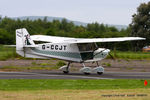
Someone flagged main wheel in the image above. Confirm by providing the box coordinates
[84,72,90,75]
[63,71,69,74]
[97,72,103,75]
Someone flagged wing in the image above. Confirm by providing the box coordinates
[67,37,146,43]
[30,35,76,43]
[30,35,145,43]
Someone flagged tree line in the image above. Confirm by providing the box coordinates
[0,17,132,51]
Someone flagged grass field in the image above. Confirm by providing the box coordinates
[109,51,150,60]
[0,89,149,100]
[0,79,149,100]
[0,45,17,60]
[0,79,149,90]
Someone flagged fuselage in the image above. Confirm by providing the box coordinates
[17,43,110,63]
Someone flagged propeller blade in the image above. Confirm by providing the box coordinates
[108,52,115,60]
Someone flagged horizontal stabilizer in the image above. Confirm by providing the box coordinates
[4,45,16,47]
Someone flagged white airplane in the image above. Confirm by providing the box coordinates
[16,28,145,75]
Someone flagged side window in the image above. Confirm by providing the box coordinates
[78,43,96,51]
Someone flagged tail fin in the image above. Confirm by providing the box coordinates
[16,28,35,56]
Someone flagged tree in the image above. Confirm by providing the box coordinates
[0,16,2,23]
[0,29,13,44]
[130,1,150,51]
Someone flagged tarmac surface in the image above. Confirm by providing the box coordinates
[0,71,150,79]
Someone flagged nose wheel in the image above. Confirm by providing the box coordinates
[93,61,104,75]
[97,72,103,75]
[84,72,91,75]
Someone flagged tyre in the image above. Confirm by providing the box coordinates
[97,72,103,75]
[84,72,90,75]
[63,71,69,74]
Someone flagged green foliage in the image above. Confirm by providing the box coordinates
[56,61,66,67]
[0,29,13,44]
[130,1,150,51]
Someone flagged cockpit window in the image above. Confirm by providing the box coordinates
[77,43,97,52]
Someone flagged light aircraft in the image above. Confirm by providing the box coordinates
[16,28,145,75]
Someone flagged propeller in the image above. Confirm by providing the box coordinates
[108,52,115,60]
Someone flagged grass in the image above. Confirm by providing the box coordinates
[0,79,149,100]
[0,45,17,60]
[0,79,149,91]
[102,63,111,67]
[0,89,149,100]
[0,60,66,71]
[107,51,150,60]
[56,61,66,66]
[126,67,134,70]
[0,66,60,71]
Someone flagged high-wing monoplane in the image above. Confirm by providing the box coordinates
[16,28,145,75]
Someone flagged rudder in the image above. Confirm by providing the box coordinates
[16,28,35,56]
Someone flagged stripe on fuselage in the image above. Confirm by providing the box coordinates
[31,48,81,59]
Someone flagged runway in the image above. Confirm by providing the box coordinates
[0,71,150,79]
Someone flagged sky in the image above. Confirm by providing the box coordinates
[0,0,149,25]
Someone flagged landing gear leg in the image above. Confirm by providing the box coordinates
[59,62,71,74]
[93,61,104,75]
[96,61,99,66]
[63,62,70,74]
